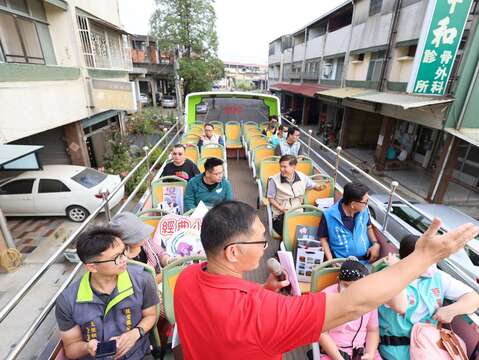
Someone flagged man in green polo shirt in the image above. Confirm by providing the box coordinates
[55,227,159,359]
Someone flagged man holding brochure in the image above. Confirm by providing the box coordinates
[174,200,478,360]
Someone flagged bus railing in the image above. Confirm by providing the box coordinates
[282,116,479,290]
[0,120,182,326]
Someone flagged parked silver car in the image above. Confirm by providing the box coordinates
[161,95,177,108]
[368,195,479,284]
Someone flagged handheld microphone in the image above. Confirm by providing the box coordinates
[266,258,292,295]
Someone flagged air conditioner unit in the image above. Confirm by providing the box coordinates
[322,63,332,78]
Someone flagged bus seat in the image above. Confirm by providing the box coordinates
[242,121,258,133]
[151,176,187,210]
[225,121,242,149]
[304,175,335,206]
[201,143,225,160]
[282,205,322,252]
[247,135,268,167]
[181,134,200,145]
[210,121,224,131]
[260,121,270,131]
[184,144,200,164]
[310,258,347,292]
[252,145,275,178]
[162,256,207,324]
[297,157,314,176]
[256,157,280,199]
[128,260,162,358]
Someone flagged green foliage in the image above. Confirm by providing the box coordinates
[103,133,133,176]
[150,0,224,93]
[236,80,255,91]
[179,57,224,93]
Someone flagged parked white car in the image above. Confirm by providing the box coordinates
[196,102,208,114]
[0,165,124,222]
[139,93,150,105]
[161,95,177,108]
[368,195,479,284]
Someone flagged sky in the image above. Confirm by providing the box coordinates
[118,0,346,65]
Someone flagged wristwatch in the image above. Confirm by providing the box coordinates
[135,326,145,338]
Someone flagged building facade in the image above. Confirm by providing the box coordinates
[268,0,479,212]
[0,0,135,169]
[129,34,174,108]
[222,61,267,90]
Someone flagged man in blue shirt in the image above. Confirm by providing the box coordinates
[318,181,380,264]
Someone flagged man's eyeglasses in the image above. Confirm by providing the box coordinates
[356,199,369,205]
[223,241,268,250]
[89,248,128,265]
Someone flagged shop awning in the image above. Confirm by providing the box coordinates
[445,128,479,147]
[0,145,43,171]
[44,0,68,10]
[316,87,370,99]
[348,91,454,109]
[81,110,120,128]
[270,83,331,98]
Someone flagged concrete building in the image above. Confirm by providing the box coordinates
[129,34,174,107]
[268,0,479,211]
[223,61,267,90]
[0,0,136,169]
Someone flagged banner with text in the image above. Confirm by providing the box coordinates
[407,0,473,96]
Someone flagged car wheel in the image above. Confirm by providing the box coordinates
[67,205,90,222]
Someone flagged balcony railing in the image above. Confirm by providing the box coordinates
[302,72,319,80]
[289,71,301,80]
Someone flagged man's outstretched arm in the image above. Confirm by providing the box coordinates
[323,219,479,331]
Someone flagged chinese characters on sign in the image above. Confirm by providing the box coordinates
[407,0,473,96]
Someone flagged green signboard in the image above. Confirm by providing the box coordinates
[407,0,474,96]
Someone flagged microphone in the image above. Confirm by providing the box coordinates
[266,258,292,295]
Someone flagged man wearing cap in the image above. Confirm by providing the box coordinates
[55,227,159,359]
[109,212,172,275]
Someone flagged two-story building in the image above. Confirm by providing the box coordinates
[129,34,174,107]
[0,0,135,169]
[223,61,267,90]
[268,0,479,213]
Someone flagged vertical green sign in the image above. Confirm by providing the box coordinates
[407,0,473,96]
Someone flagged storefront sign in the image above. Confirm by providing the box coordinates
[407,0,474,96]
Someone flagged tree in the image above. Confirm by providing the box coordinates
[150,0,224,94]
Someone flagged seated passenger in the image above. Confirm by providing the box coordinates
[184,157,233,211]
[318,182,380,265]
[55,227,159,359]
[269,126,287,148]
[319,259,381,360]
[267,155,325,236]
[261,115,279,136]
[109,212,173,276]
[274,126,303,156]
[197,123,224,152]
[263,123,277,139]
[379,235,479,360]
[160,144,200,181]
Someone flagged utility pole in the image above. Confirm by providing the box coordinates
[174,45,184,129]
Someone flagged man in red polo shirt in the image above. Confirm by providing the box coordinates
[174,201,478,359]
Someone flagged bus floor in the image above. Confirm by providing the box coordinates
[228,158,310,359]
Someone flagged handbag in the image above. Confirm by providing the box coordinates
[410,322,467,360]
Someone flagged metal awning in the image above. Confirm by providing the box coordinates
[76,8,130,35]
[445,128,479,147]
[44,0,68,10]
[269,83,331,98]
[316,87,370,99]
[81,110,120,129]
[0,145,43,170]
[348,91,454,110]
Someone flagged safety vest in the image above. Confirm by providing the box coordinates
[269,171,308,217]
[378,271,443,360]
[323,202,371,263]
[62,264,151,360]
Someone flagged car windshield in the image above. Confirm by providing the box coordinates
[71,168,107,189]
[164,96,174,100]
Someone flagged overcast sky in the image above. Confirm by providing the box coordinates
[118,0,346,65]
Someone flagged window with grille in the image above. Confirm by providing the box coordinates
[369,0,383,16]
[77,15,130,70]
[366,51,385,81]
